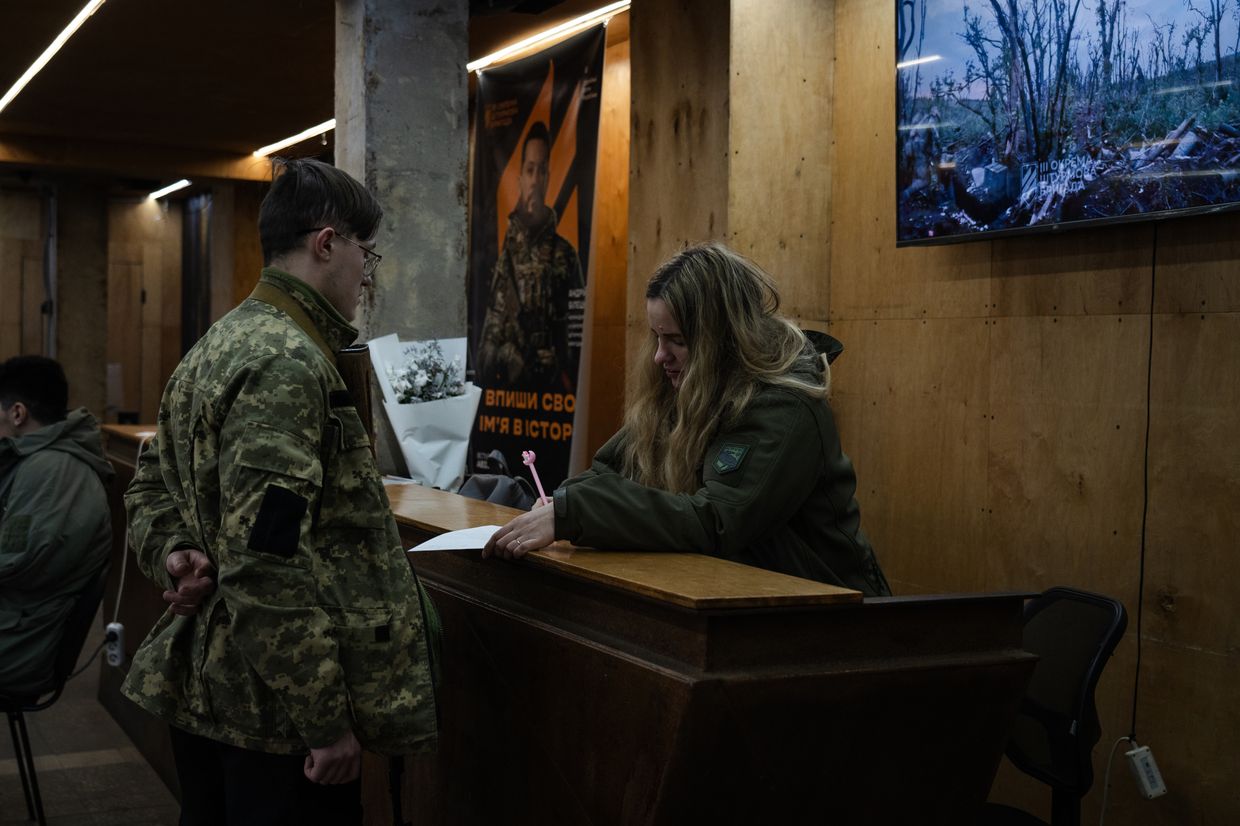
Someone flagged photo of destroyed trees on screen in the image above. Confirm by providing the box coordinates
[896,0,1240,245]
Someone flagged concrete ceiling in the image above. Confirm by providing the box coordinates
[0,0,614,182]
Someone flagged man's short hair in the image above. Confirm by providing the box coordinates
[521,122,551,164]
[258,157,384,265]
[0,355,68,424]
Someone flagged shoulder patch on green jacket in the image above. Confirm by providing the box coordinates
[713,443,749,474]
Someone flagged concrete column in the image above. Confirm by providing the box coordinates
[335,0,470,473]
[335,0,470,343]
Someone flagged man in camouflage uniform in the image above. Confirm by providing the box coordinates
[476,121,585,389]
[123,158,437,825]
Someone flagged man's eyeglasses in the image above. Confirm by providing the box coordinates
[299,227,382,277]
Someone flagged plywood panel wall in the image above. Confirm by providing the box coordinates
[627,0,730,370]
[580,31,631,460]
[57,184,109,416]
[828,1,1240,822]
[728,0,835,318]
[106,199,181,423]
[0,189,45,361]
[231,182,266,312]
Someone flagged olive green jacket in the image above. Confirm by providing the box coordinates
[122,268,437,755]
[0,409,112,697]
[554,382,891,597]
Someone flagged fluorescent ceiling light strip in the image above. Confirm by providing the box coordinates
[896,55,942,69]
[253,118,337,158]
[468,0,629,73]
[0,0,107,115]
[148,179,191,200]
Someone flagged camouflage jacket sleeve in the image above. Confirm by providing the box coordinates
[476,251,514,382]
[126,433,200,591]
[211,354,351,748]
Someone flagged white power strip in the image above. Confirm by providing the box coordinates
[105,621,126,667]
[1126,745,1167,799]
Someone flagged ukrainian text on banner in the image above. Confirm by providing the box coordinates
[468,24,605,491]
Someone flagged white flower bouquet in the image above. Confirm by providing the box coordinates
[369,333,482,491]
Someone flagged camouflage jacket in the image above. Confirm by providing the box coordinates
[476,207,584,388]
[122,267,437,756]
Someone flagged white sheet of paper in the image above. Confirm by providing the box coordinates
[407,525,501,552]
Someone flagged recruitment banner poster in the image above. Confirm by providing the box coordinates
[468,24,605,491]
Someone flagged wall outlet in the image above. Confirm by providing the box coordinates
[1126,744,1167,799]
[105,621,125,667]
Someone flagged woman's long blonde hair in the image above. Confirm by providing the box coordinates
[620,242,829,493]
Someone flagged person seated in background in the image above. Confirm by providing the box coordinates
[0,355,113,697]
[484,242,891,596]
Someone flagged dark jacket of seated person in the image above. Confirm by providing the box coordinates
[486,242,891,597]
[0,357,113,698]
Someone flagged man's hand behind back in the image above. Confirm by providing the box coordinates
[164,548,216,616]
[304,729,362,784]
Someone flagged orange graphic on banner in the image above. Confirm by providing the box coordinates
[495,60,584,252]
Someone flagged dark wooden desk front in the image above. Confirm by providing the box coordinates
[386,484,1035,826]
[99,427,1034,824]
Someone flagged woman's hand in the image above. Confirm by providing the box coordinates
[482,500,555,560]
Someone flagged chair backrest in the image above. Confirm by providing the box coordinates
[50,565,110,685]
[1005,586,1128,806]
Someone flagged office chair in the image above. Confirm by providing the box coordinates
[1,567,109,826]
[982,586,1128,826]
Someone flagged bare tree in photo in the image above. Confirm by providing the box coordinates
[1095,0,1126,87]
[1187,0,1231,92]
[987,0,1085,162]
[931,6,1014,163]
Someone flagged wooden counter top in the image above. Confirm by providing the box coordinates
[385,480,861,611]
[102,424,158,444]
[101,424,861,611]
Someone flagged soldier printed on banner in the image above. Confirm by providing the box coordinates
[476,121,585,391]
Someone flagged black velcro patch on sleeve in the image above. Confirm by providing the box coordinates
[329,390,354,408]
[374,625,391,643]
[248,484,308,558]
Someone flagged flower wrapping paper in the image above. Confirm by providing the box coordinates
[369,333,481,491]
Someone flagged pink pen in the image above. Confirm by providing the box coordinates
[521,450,550,506]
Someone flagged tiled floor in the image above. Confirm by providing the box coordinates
[1,616,180,826]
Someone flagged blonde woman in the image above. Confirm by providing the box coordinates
[484,242,890,596]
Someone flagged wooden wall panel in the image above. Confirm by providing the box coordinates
[580,32,630,461]
[829,317,990,594]
[106,258,143,418]
[829,0,990,322]
[1153,211,1240,313]
[984,315,1148,592]
[20,245,44,354]
[991,223,1154,318]
[56,183,109,416]
[627,0,730,367]
[1146,313,1240,655]
[107,200,181,422]
[231,182,266,312]
[0,189,42,241]
[828,1,1240,821]
[0,190,44,360]
[728,0,834,319]
[1129,642,1240,821]
[0,240,18,358]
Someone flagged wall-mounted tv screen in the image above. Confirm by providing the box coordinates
[896,0,1240,245]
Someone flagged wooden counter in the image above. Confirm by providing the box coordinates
[99,426,1034,824]
[386,483,1035,825]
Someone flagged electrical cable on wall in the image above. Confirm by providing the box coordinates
[1130,225,1156,742]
